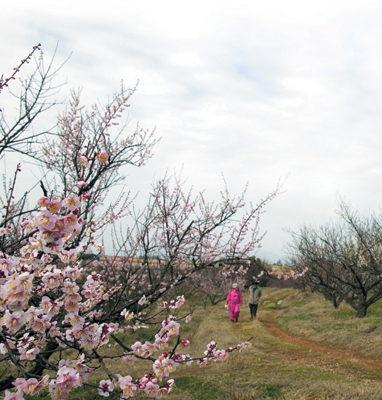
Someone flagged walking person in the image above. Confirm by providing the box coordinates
[249,279,262,320]
[226,283,243,322]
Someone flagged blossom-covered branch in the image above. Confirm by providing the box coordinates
[0,46,282,399]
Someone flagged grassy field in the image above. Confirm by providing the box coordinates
[6,287,382,399]
[276,289,382,360]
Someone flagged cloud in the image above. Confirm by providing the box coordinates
[3,1,382,260]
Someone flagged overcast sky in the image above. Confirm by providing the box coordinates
[3,0,382,262]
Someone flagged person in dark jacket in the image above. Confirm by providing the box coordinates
[248,279,262,320]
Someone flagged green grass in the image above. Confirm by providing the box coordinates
[5,287,382,400]
[291,301,309,308]
[175,376,223,400]
[282,313,315,321]
[259,383,283,399]
[276,289,382,359]
[332,310,355,318]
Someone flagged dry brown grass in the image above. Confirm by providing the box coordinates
[277,289,382,359]
[7,287,382,399]
[149,287,382,399]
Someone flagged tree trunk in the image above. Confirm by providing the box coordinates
[356,303,367,318]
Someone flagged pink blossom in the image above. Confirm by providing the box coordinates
[144,381,160,398]
[171,353,182,362]
[51,217,66,232]
[97,152,108,163]
[131,341,143,356]
[140,341,157,358]
[5,272,33,309]
[64,300,80,314]
[18,375,49,395]
[64,213,77,227]
[35,211,57,231]
[119,375,137,398]
[164,321,180,338]
[49,366,80,400]
[4,390,23,400]
[32,315,49,333]
[65,267,81,280]
[121,309,134,321]
[79,155,90,168]
[55,366,80,388]
[62,195,81,211]
[37,196,50,208]
[173,295,185,308]
[47,200,62,213]
[49,323,62,338]
[182,354,193,365]
[138,295,149,306]
[166,379,174,391]
[12,378,26,392]
[59,249,77,263]
[77,181,87,188]
[0,227,11,235]
[98,379,114,397]
[156,387,169,398]
[213,349,229,362]
[0,258,17,277]
[95,243,104,253]
[64,313,84,330]
[19,346,39,361]
[0,344,7,354]
[140,374,150,385]
[241,341,252,350]
[64,281,80,294]
[154,338,168,351]
[197,358,208,367]
[42,270,63,289]
[153,357,177,380]
[123,354,137,365]
[207,341,216,351]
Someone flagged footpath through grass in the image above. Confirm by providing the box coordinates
[12,288,382,399]
[276,289,382,360]
[137,287,382,400]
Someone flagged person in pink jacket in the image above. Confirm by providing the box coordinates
[226,283,243,322]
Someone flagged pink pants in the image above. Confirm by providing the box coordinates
[230,304,240,321]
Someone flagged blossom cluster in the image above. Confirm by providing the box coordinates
[195,340,252,367]
[94,314,252,398]
[259,266,309,281]
[97,376,174,399]
[0,51,270,400]
[0,196,121,397]
[0,194,252,399]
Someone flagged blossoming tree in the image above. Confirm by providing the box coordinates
[0,45,281,399]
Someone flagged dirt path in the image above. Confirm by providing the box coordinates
[263,300,382,370]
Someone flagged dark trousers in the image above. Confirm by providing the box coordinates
[249,303,258,320]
